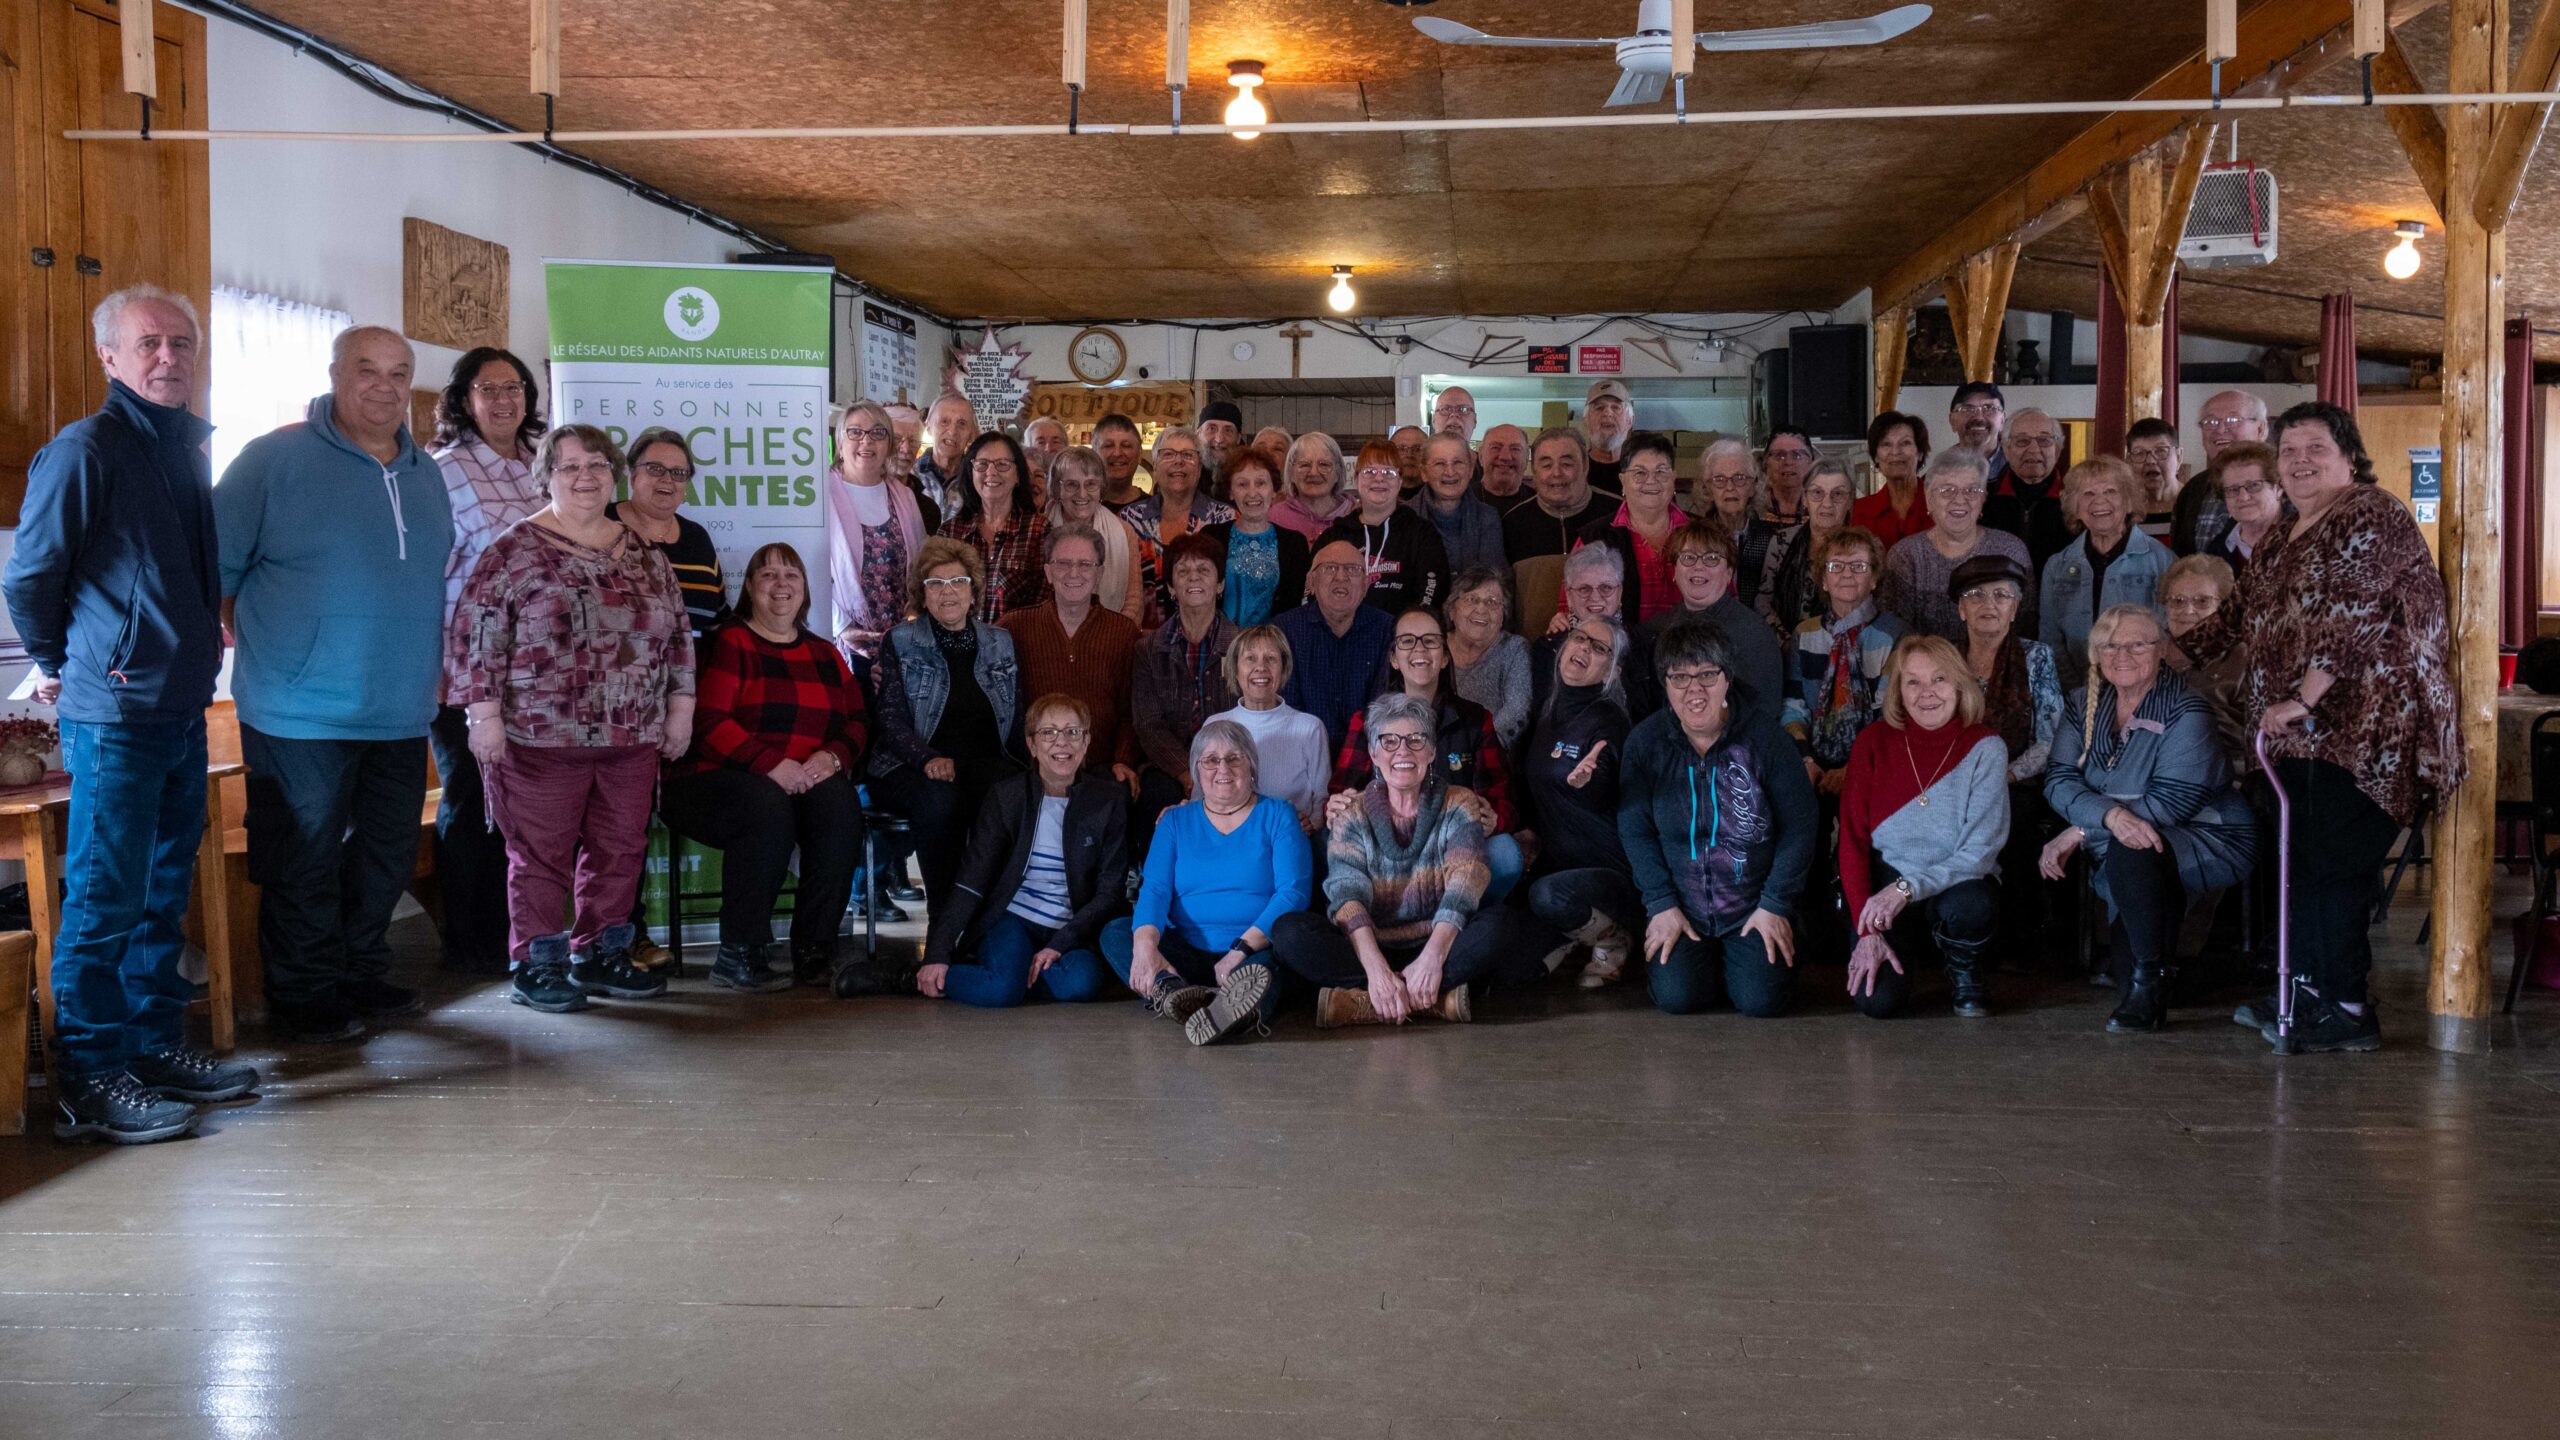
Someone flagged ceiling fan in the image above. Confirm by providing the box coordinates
[1414,1,1934,107]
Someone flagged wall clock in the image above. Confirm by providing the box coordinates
[1068,326,1128,385]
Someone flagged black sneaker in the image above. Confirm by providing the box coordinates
[830,957,915,999]
[511,935,589,1013]
[2265,993,2382,1054]
[573,925,669,999]
[273,999,367,1045]
[53,1070,199,1144]
[346,977,424,1018]
[885,870,926,904]
[1184,964,1274,1047]
[128,1046,261,1103]
[851,889,911,925]
[709,943,791,995]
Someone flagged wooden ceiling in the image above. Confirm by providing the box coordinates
[247,1,2558,354]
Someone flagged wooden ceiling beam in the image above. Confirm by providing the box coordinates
[531,0,560,97]
[1872,0,2444,309]
[2474,0,2560,232]
[2086,179,2137,297]
[2373,32,2450,220]
[1941,242,2019,384]
[2135,123,2217,321]
[1873,303,1910,414]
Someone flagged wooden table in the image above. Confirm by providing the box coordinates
[2496,689,2560,805]
[0,762,246,1070]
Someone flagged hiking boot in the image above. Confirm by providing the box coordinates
[710,942,792,995]
[1150,970,1217,1024]
[272,999,366,1045]
[570,924,667,997]
[53,1070,199,1144]
[128,1046,260,1103]
[2106,963,2169,1034]
[2265,991,2382,1054]
[1183,964,1272,1046]
[511,935,588,1013]
[346,977,424,1018]
[1433,983,1474,1023]
[628,934,676,972]
[1316,986,1388,1029]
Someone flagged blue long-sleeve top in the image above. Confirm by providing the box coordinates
[1130,796,1312,953]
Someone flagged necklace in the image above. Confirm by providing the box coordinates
[1905,729,1958,806]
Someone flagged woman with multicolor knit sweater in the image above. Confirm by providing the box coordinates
[1272,692,1559,1029]
[1837,635,2012,1019]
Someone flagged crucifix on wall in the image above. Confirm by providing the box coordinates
[1277,321,1314,379]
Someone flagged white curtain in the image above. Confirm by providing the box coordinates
[210,286,351,481]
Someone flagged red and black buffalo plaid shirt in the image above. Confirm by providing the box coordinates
[676,624,868,778]
[1331,691,1517,834]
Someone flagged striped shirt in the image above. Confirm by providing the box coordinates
[1005,796,1075,929]
[607,504,728,636]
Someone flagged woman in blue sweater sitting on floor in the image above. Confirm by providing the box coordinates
[1103,718,1313,1046]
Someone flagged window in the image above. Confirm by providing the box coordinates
[210,287,350,481]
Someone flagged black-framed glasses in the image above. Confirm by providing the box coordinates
[1032,724,1089,742]
[471,381,527,399]
[842,425,893,444]
[1372,732,1433,754]
[634,461,694,484]
[1663,666,1726,691]
[1392,634,1446,653]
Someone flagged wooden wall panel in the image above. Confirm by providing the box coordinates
[1,0,50,512]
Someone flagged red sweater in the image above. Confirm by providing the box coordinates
[679,625,867,778]
[1850,485,1932,552]
[1837,719,1999,915]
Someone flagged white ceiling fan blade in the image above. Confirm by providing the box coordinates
[1695,3,1932,52]
[1413,16,1620,49]
[1606,69,1669,106]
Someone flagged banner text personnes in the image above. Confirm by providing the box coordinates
[545,260,834,622]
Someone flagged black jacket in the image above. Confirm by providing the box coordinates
[1200,520,1310,620]
[926,770,1129,967]
[1,381,221,721]
[1984,472,2071,577]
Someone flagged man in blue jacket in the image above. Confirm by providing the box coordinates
[216,326,455,1045]
[3,285,259,1142]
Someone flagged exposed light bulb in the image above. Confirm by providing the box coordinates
[1327,266,1356,314]
[2383,220,2425,281]
[1225,60,1266,140]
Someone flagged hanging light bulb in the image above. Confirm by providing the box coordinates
[2383,220,2426,281]
[1327,266,1357,313]
[1224,60,1267,139]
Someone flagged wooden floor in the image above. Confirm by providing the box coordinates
[3,885,2557,1439]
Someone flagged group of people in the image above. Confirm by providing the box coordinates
[5,284,2465,1146]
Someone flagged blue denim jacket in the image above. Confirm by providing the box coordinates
[870,617,1019,775]
[2039,529,2171,675]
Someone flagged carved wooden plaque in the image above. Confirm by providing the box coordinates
[403,218,509,352]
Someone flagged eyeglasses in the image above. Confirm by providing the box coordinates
[1455,592,1505,610]
[1372,732,1434,754]
[1566,584,1620,604]
[634,461,694,485]
[2163,593,2218,612]
[550,460,614,479]
[841,425,893,444]
[2007,434,2059,451]
[1561,632,1614,657]
[2199,416,2258,434]
[1392,634,1446,653]
[921,574,974,590]
[1929,484,1987,500]
[1676,551,1729,570]
[1198,753,1251,770]
[1953,402,2003,418]
[471,382,527,399]
[971,460,1016,475]
[1355,467,1401,482]
[1435,404,1476,417]
[1958,585,2020,603]
[2096,639,2162,657]
[1824,559,1874,575]
[2221,478,2273,499]
[1311,562,1363,577]
[1032,725,1089,742]
[1663,666,1726,691]
[1623,467,1678,484]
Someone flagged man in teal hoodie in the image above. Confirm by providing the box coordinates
[216,326,454,1044]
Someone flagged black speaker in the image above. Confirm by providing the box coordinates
[1751,347,1789,446]
[1787,324,1868,439]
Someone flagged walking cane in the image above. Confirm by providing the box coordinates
[2254,730,2294,1053]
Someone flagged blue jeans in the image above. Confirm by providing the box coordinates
[938,911,1113,1008]
[1647,923,1795,1018]
[1484,834,1525,904]
[53,715,208,1078]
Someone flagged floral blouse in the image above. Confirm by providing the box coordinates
[2176,482,2461,826]
[450,520,696,749]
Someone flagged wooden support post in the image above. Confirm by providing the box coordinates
[1874,303,1909,415]
[2373,35,2451,221]
[1671,0,1696,76]
[1942,244,2017,384]
[1165,0,1188,91]
[2085,127,2214,428]
[2206,0,2239,64]
[121,0,156,99]
[1062,0,1089,90]
[530,0,560,96]
[2429,0,2507,1056]
[2474,0,2560,230]
[2355,0,2389,56]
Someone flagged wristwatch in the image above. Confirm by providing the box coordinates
[1892,878,1913,898]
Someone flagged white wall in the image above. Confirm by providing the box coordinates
[204,15,744,395]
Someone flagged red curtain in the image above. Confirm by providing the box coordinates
[2503,314,2539,648]
[2318,293,2359,416]
[2162,273,2181,435]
